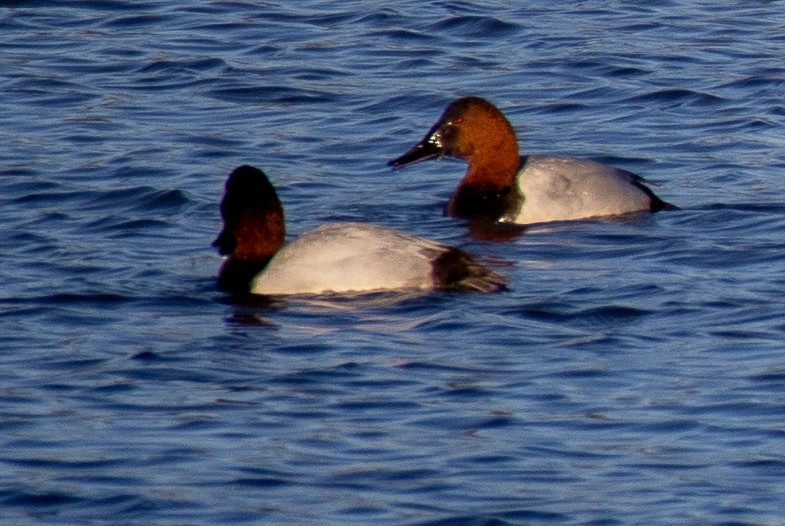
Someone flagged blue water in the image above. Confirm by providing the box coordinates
[2,1,785,524]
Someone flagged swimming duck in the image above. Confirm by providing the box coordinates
[389,96,676,225]
[213,165,506,295]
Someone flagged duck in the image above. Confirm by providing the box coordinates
[389,96,676,225]
[213,165,506,295]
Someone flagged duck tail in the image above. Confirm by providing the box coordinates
[432,248,507,293]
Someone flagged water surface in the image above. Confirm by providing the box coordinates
[2,2,785,524]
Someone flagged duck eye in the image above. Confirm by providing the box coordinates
[440,123,459,142]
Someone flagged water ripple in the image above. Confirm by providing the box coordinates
[2,2,785,526]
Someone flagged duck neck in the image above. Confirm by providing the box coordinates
[217,210,285,293]
[447,141,520,220]
[217,256,272,293]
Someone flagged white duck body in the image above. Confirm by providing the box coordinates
[507,155,660,225]
[251,222,492,295]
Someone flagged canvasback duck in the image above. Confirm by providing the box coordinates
[389,96,676,225]
[213,165,506,295]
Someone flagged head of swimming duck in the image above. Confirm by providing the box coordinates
[389,96,522,221]
[213,165,286,292]
[389,96,520,187]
